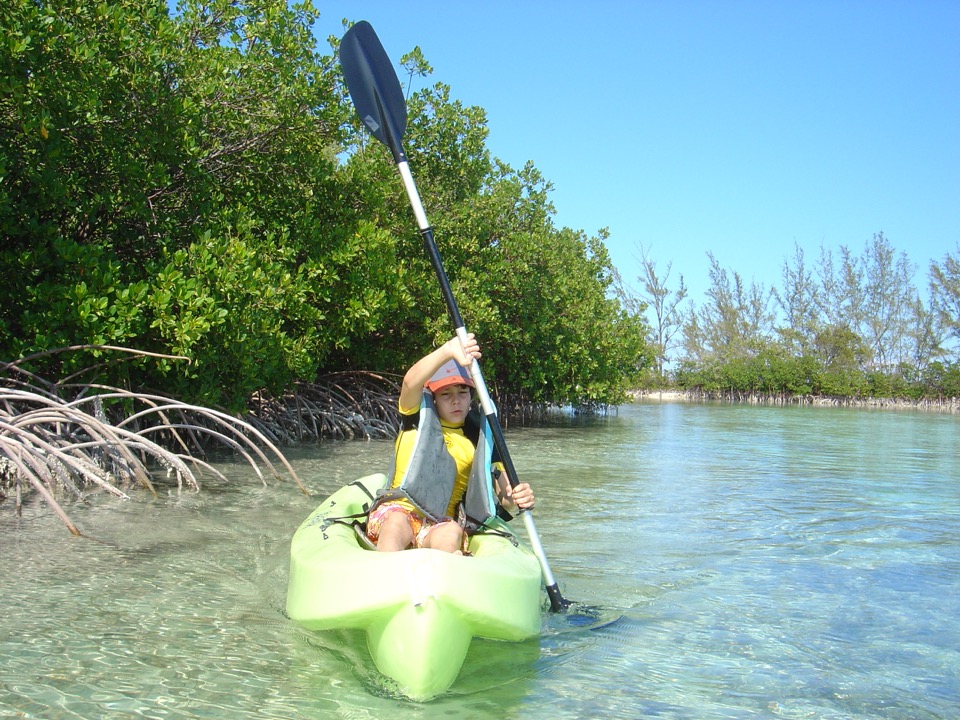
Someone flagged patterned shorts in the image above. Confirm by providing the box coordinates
[366,501,465,550]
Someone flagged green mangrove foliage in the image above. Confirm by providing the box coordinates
[1,0,650,412]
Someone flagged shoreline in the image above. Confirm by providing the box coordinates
[629,389,960,413]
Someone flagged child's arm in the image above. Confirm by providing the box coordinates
[398,334,481,412]
[494,468,536,513]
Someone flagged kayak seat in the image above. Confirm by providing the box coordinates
[354,523,377,551]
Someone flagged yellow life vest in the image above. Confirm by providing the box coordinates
[373,391,499,531]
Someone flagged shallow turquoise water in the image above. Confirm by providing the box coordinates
[2,402,958,718]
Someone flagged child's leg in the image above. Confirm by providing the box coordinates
[421,520,465,554]
[374,508,416,552]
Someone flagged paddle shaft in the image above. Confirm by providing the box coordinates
[340,20,568,612]
[398,162,567,613]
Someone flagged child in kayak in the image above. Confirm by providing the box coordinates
[367,334,535,553]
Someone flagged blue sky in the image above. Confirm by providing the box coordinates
[312,1,959,311]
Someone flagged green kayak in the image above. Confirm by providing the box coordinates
[286,473,543,700]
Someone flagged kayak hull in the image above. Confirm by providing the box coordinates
[286,473,542,700]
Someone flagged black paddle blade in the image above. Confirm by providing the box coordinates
[339,20,408,163]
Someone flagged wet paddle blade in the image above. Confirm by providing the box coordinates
[339,21,408,163]
[338,20,573,614]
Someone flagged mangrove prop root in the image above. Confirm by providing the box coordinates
[2,347,403,534]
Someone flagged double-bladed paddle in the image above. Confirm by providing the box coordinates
[339,20,570,612]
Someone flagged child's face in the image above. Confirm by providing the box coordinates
[434,384,472,424]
